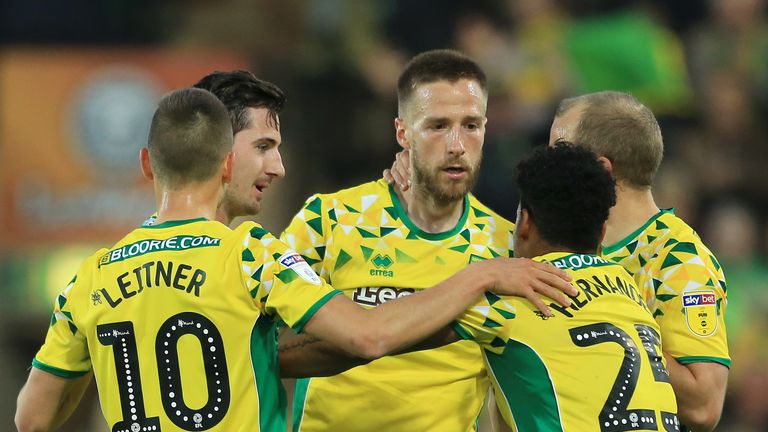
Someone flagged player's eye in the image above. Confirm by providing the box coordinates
[254,142,273,151]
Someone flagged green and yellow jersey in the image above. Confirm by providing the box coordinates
[33,218,340,432]
[602,209,730,367]
[281,179,515,432]
[456,252,679,431]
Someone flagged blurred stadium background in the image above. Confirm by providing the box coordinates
[1,0,767,430]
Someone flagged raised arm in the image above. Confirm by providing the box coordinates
[16,369,93,432]
[300,257,574,361]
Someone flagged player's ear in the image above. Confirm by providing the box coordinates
[139,148,154,180]
[222,152,234,184]
[395,118,409,150]
[597,156,613,175]
[517,208,531,240]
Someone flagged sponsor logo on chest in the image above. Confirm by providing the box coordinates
[369,253,395,278]
[352,286,415,307]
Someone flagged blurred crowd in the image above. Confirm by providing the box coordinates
[2,0,767,430]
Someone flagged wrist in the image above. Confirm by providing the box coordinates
[473,261,496,295]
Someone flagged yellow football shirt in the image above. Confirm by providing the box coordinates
[281,179,515,432]
[602,209,730,367]
[33,218,340,432]
[455,252,679,431]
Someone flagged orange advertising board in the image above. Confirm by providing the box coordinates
[0,48,248,248]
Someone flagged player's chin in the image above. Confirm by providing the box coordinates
[234,198,262,218]
[446,177,473,191]
[248,201,263,215]
[438,184,470,201]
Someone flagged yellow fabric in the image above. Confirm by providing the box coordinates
[602,209,730,366]
[281,179,515,432]
[34,219,339,432]
[456,252,679,431]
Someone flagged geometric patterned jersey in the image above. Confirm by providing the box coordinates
[602,209,730,367]
[280,179,515,432]
[33,218,340,432]
[455,252,679,432]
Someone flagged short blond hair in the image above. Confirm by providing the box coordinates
[557,91,663,188]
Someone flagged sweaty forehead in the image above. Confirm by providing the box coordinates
[549,104,584,145]
[403,79,487,120]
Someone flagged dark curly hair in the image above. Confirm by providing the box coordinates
[516,143,616,252]
[193,70,285,134]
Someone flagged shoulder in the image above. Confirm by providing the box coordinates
[57,247,110,310]
[646,214,727,295]
[292,180,392,224]
[232,221,278,243]
[305,179,389,207]
[467,194,515,230]
[655,212,722,268]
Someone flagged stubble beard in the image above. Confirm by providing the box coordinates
[412,152,481,208]
[220,186,261,220]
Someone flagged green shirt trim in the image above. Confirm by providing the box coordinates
[452,321,474,341]
[31,359,89,378]
[676,356,731,369]
[388,183,469,240]
[249,315,287,432]
[601,209,674,254]
[486,339,564,431]
[142,217,209,229]
[291,290,344,333]
[292,378,311,432]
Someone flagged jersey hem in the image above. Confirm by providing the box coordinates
[292,290,344,332]
[32,358,90,378]
[676,356,731,368]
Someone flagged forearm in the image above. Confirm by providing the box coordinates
[16,369,91,432]
[664,354,728,431]
[302,257,571,360]
[353,265,489,357]
[279,331,370,377]
[279,326,459,378]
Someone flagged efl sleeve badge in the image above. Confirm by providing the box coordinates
[682,290,718,337]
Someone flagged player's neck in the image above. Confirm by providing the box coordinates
[603,182,660,246]
[153,180,221,225]
[214,206,234,226]
[396,185,465,234]
[524,237,590,259]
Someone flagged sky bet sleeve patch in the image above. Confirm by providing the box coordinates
[279,251,322,286]
[682,290,718,337]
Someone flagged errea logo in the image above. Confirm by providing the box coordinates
[370,254,394,277]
